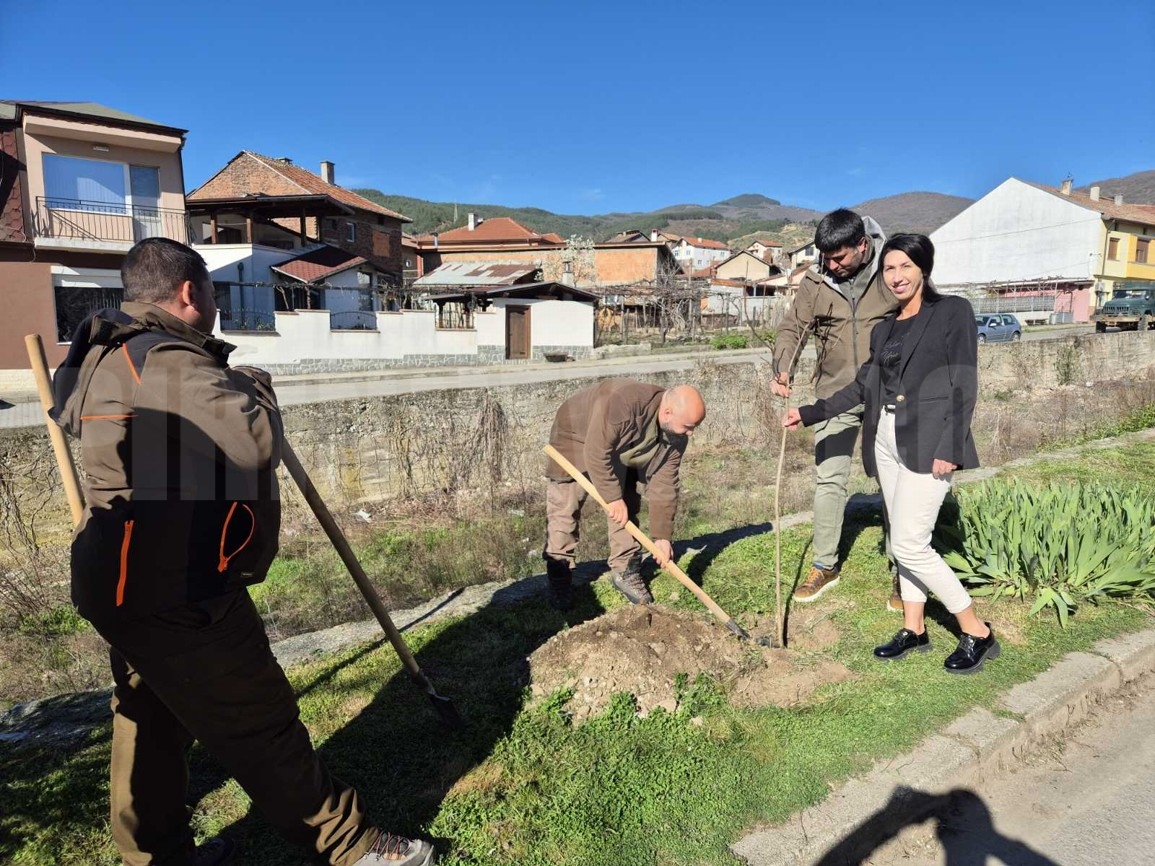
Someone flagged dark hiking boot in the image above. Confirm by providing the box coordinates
[944,624,1001,674]
[193,837,235,866]
[873,628,931,661]
[610,560,652,605]
[353,831,435,865]
[793,565,840,603]
[545,559,573,610]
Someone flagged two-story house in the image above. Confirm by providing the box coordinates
[669,235,732,273]
[0,100,189,382]
[745,239,782,264]
[185,152,411,331]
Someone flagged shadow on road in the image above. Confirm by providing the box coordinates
[813,785,1059,866]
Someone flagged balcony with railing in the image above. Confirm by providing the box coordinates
[33,197,190,250]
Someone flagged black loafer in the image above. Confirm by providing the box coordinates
[873,628,931,661]
[944,624,1001,674]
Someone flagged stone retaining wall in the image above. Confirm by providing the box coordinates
[3,333,1155,516]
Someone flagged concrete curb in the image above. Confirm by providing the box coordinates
[730,628,1155,865]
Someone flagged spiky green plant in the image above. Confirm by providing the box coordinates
[937,479,1155,626]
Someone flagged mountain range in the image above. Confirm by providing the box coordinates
[354,169,1153,248]
[1076,169,1155,204]
[353,188,972,246]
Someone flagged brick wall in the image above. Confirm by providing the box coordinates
[192,155,302,199]
[593,247,660,285]
[320,216,403,279]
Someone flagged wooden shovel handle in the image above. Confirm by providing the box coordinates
[543,444,748,637]
[280,439,428,681]
[25,334,85,526]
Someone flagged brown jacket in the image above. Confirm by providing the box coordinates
[546,379,686,540]
[53,302,282,625]
[773,217,899,400]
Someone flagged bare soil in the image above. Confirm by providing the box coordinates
[528,604,854,723]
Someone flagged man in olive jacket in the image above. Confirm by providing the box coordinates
[772,209,899,606]
[543,379,706,609]
[53,238,434,866]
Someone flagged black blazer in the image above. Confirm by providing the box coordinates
[798,294,980,477]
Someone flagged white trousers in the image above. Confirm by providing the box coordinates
[874,410,973,614]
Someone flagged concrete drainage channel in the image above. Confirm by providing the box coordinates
[730,628,1155,865]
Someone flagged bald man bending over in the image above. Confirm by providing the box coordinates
[543,379,706,609]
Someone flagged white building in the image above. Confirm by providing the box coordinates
[655,232,732,272]
[929,176,1155,322]
[930,178,1103,289]
[195,249,597,371]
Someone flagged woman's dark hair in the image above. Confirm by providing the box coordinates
[879,233,941,301]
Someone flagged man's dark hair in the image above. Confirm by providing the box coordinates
[879,233,942,301]
[121,237,210,304]
[814,208,867,253]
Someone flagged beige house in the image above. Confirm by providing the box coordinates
[714,249,780,282]
[0,101,188,380]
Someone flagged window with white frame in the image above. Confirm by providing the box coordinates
[346,221,356,243]
[42,155,160,215]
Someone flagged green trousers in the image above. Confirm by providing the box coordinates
[99,591,376,866]
[810,409,863,570]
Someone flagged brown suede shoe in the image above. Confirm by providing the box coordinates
[793,565,840,603]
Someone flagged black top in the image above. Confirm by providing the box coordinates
[879,314,918,402]
[796,295,980,478]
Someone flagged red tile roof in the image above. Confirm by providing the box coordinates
[270,245,368,283]
[423,216,562,245]
[681,236,730,250]
[188,152,410,222]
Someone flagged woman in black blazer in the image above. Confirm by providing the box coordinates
[784,234,999,674]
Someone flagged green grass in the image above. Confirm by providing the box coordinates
[1041,403,1155,451]
[1013,439,1155,494]
[3,443,1153,865]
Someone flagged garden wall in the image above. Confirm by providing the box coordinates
[3,332,1155,520]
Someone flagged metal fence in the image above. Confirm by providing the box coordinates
[34,197,189,244]
[437,304,475,330]
[330,310,379,331]
[219,308,276,332]
[969,295,1057,314]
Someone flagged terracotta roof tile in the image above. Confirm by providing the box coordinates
[189,152,410,222]
[680,236,730,250]
[427,216,560,244]
[270,245,368,283]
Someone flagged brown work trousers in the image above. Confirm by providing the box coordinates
[544,471,642,573]
[97,590,376,866]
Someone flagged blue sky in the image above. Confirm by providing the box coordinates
[2,0,1152,215]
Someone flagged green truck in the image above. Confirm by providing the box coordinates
[1093,284,1155,332]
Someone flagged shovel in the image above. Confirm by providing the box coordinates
[25,334,461,727]
[279,441,462,727]
[544,444,753,641]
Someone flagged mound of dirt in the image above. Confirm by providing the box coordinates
[528,605,854,723]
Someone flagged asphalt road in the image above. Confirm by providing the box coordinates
[861,672,1155,865]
